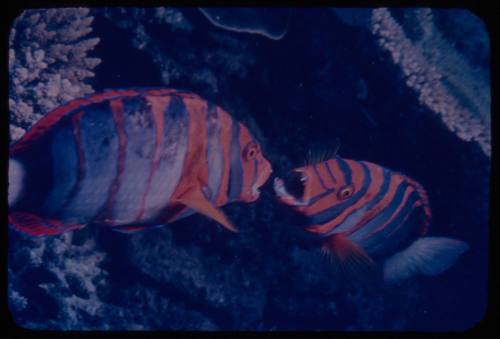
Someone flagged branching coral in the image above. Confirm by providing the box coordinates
[9,8,101,142]
[371,8,490,157]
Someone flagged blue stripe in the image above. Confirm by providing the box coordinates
[307,188,336,205]
[324,161,337,184]
[362,191,420,256]
[227,120,242,201]
[324,167,392,235]
[304,162,371,227]
[43,122,79,215]
[336,157,352,185]
[63,103,119,222]
[112,97,156,221]
[312,164,328,190]
[205,103,224,202]
[348,180,409,243]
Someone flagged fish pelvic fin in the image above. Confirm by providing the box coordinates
[383,237,469,284]
[321,234,377,283]
[176,187,238,233]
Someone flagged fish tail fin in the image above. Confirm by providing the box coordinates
[8,158,25,208]
[405,176,432,234]
[321,234,377,283]
[383,236,469,284]
[8,212,84,236]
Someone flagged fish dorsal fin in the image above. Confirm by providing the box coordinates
[10,90,140,154]
[321,234,376,282]
[176,187,238,233]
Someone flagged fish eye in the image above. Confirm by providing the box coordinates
[338,185,354,200]
[243,142,259,161]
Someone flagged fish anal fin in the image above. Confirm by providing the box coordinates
[112,224,165,234]
[321,234,376,281]
[9,212,84,236]
[176,187,238,233]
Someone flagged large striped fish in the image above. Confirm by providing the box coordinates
[273,156,468,284]
[8,88,272,236]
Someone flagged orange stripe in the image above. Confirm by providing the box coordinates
[309,162,385,235]
[328,159,347,186]
[167,96,209,221]
[304,160,364,216]
[362,184,415,240]
[405,176,432,234]
[238,123,253,199]
[215,107,233,206]
[344,172,403,236]
[136,95,171,220]
[316,162,335,188]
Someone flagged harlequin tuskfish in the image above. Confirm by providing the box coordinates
[273,156,468,284]
[8,88,272,236]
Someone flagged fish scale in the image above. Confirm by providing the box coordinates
[274,156,468,283]
[9,88,273,235]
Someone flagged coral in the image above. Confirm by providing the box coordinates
[8,231,108,329]
[8,228,219,330]
[371,8,490,157]
[9,8,101,142]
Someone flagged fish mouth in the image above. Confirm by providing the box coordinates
[248,184,261,201]
[273,170,308,207]
[246,160,272,202]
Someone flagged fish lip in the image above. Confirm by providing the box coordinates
[250,184,261,201]
[273,177,308,206]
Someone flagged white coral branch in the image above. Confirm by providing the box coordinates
[9,8,101,142]
[371,8,491,157]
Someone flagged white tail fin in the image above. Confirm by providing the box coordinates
[383,237,469,284]
[8,158,24,207]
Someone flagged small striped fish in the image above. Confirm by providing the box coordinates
[273,156,468,284]
[9,88,272,236]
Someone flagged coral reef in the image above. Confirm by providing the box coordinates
[9,8,101,142]
[371,8,490,156]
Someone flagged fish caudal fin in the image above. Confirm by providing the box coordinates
[9,212,85,236]
[321,234,377,282]
[176,187,238,233]
[383,237,469,284]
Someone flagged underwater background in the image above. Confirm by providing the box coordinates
[7,7,490,331]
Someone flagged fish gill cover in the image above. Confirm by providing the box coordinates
[7,7,490,331]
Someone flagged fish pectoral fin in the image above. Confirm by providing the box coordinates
[176,188,238,233]
[321,234,376,282]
